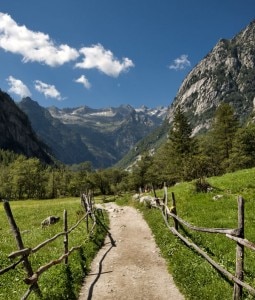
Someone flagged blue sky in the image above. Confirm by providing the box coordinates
[0,1,254,109]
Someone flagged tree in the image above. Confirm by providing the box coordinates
[9,156,47,199]
[229,123,255,171]
[68,162,93,196]
[89,170,111,195]
[162,106,196,182]
[169,106,194,155]
[211,103,239,172]
[196,134,222,177]
[128,152,154,191]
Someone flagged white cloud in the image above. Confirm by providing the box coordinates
[75,75,91,89]
[6,76,31,97]
[169,54,191,70]
[75,44,134,77]
[0,13,79,66]
[34,80,62,100]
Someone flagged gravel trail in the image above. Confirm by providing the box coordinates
[79,203,184,300]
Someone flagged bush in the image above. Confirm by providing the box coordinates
[194,178,212,193]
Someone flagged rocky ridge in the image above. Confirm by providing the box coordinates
[18,98,167,167]
[166,20,255,135]
[0,90,53,164]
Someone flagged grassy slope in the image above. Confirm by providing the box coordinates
[0,198,107,300]
[118,168,255,300]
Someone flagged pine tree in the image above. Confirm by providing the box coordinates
[211,103,239,172]
[229,123,255,171]
[154,106,196,183]
[169,106,193,155]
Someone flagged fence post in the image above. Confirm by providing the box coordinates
[63,209,68,265]
[163,183,168,220]
[171,192,179,231]
[152,185,157,198]
[233,196,244,300]
[3,201,41,297]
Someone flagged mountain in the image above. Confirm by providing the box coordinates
[118,20,255,168]
[0,90,53,164]
[167,20,255,134]
[18,98,167,168]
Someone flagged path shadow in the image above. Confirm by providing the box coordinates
[86,232,116,300]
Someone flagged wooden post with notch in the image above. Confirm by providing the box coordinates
[233,196,244,300]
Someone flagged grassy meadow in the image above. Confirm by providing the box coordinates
[0,197,107,300]
[117,168,255,300]
[2,167,255,299]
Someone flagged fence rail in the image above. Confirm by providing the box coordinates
[0,193,107,300]
[156,188,255,300]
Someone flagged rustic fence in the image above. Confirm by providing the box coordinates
[155,186,255,300]
[0,193,109,300]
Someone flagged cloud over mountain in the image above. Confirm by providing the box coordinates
[34,80,62,100]
[75,44,135,77]
[6,76,31,97]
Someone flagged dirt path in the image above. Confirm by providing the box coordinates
[79,203,184,300]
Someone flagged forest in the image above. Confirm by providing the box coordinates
[1,102,255,200]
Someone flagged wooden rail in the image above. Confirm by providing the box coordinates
[158,190,255,300]
[0,193,106,299]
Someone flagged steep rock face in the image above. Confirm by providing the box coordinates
[0,91,52,163]
[166,20,255,134]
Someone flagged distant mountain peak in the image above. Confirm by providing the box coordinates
[18,99,167,167]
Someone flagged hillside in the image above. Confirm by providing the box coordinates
[0,90,53,164]
[18,98,167,168]
[119,20,255,169]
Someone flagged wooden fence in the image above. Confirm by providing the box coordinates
[0,193,108,300]
[157,186,255,300]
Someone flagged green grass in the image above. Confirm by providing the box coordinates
[3,167,255,299]
[117,168,255,300]
[0,198,108,300]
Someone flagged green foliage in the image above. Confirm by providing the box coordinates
[0,198,108,300]
[228,123,255,171]
[127,152,154,190]
[0,151,128,199]
[0,149,19,165]
[211,103,239,163]
[169,106,193,155]
[147,107,197,185]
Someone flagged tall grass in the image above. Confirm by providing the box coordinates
[0,198,107,300]
[118,168,255,300]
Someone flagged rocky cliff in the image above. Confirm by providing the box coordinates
[0,90,53,163]
[167,20,255,134]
